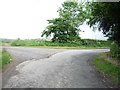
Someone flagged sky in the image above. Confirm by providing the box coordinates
[0,0,108,40]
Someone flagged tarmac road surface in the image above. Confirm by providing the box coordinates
[2,47,115,88]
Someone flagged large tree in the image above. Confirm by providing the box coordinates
[58,1,86,28]
[41,1,86,43]
[86,2,120,45]
[85,2,120,59]
[41,18,80,43]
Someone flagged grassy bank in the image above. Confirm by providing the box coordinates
[93,52,120,84]
[11,39,110,48]
[0,49,12,68]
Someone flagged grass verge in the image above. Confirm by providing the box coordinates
[0,49,12,68]
[0,50,2,68]
[93,52,120,84]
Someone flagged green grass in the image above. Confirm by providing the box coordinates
[11,39,110,48]
[0,49,12,68]
[0,50,2,68]
[93,53,120,84]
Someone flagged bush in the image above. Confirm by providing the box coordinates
[110,41,120,60]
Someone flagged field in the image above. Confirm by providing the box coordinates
[11,39,110,49]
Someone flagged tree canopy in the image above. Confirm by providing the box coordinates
[42,1,120,45]
[41,18,80,43]
[86,2,120,45]
[41,1,86,43]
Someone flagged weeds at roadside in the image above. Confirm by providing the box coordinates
[93,53,120,84]
[1,49,12,68]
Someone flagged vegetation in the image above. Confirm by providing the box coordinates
[0,38,14,43]
[85,2,120,59]
[110,41,120,60]
[1,49,12,68]
[93,53,120,84]
[0,38,14,46]
[11,39,110,48]
[41,1,86,43]
[0,51,2,68]
[1,2,119,86]
[86,2,120,85]
[86,2,120,43]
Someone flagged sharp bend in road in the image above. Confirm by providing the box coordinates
[3,47,111,88]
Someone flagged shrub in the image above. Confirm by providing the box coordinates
[110,41,120,60]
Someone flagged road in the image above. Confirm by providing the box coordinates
[2,47,67,87]
[2,47,115,88]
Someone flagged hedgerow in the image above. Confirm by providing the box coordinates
[11,39,110,48]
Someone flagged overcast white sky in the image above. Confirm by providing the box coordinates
[0,0,108,40]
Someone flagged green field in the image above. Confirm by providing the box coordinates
[93,53,120,84]
[11,39,110,49]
